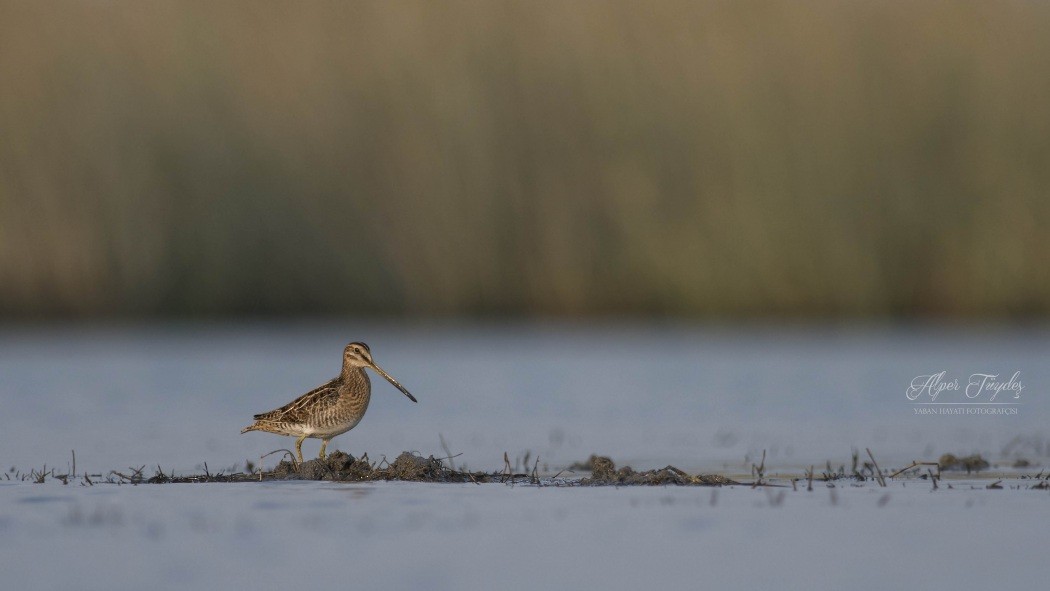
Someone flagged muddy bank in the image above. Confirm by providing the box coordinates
[938,453,990,473]
[270,451,495,483]
[259,452,736,486]
[12,452,734,485]
[96,452,735,485]
[579,455,737,486]
[129,452,495,484]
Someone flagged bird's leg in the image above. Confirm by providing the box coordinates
[319,439,328,460]
[295,435,307,464]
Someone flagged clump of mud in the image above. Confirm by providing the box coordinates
[269,451,495,483]
[568,454,605,471]
[579,455,736,486]
[939,453,990,473]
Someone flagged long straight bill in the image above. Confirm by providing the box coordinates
[370,363,418,402]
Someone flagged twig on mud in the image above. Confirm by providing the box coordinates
[256,449,297,478]
[550,468,572,480]
[110,466,146,485]
[501,452,511,483]
[806,465,814,492]
[745,481,790,488]
[71,450,76,479]
[751,449,767,488]
[260,449,296,465]
[866,448,886,487]
[888,461,940,479]
[439,434,455,471]
[928,468,938,490]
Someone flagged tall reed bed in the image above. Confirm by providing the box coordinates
[1,1,1048,318]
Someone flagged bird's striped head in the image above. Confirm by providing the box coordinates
[343,342,373,367]
[342,341,417,403]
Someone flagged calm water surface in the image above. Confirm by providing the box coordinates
[2,322,1047,474]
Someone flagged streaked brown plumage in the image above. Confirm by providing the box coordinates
[241,342,417,463]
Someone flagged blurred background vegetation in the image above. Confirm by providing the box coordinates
[1,1,1048,320]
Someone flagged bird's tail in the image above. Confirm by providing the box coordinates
[240,423,260,434]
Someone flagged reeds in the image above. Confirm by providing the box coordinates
[2,1,1049,318]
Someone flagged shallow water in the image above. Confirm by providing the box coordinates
[2,322,1047,474]
[2,322,1049,590]
[2,476,1048,591]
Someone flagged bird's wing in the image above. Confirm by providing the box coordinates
[253,378,341,424]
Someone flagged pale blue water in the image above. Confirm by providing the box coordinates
[2,322,1047,475]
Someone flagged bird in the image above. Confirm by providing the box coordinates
[241,342,417,464]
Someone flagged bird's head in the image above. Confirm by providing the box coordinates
[343,342,374,368]
[343,342,417,403]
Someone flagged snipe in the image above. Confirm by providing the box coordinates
[241,342,417,463]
